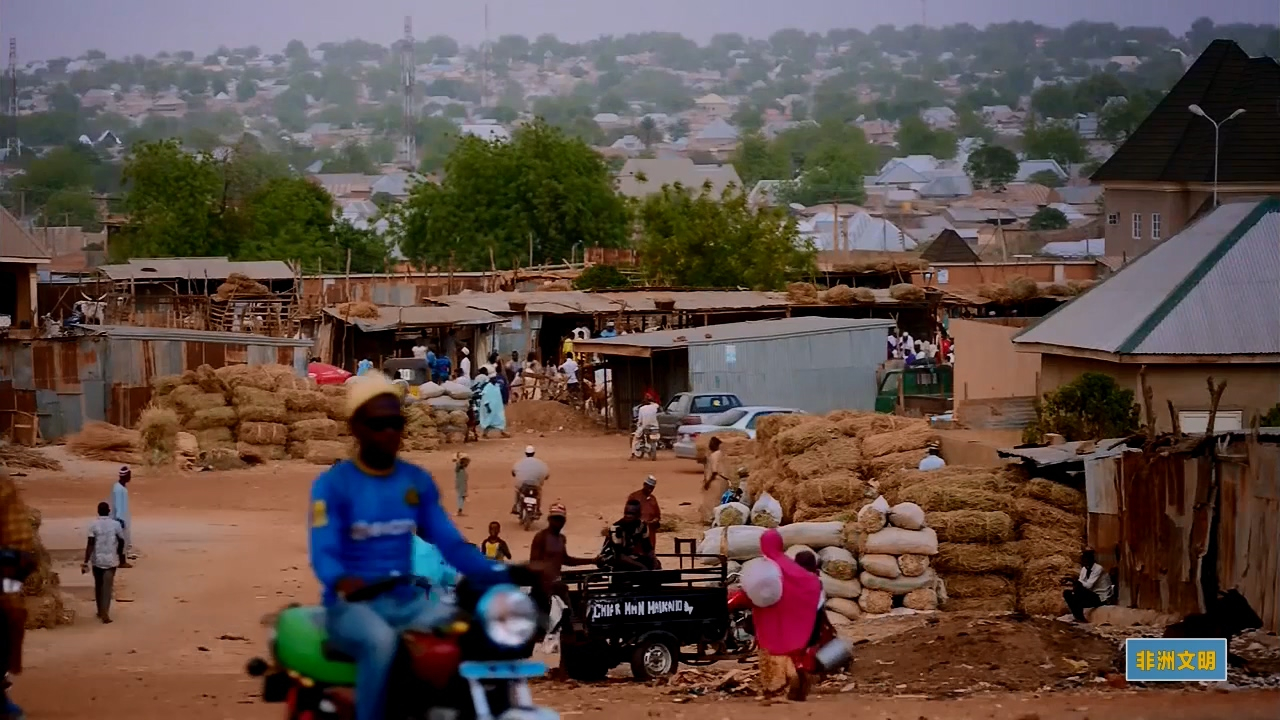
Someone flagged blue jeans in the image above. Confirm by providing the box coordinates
[326,591,449,720]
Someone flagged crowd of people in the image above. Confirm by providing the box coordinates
[887,327,954,366]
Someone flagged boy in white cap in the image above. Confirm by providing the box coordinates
[625,476,662,548]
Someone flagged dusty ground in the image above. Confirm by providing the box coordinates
[9,428,1280,719]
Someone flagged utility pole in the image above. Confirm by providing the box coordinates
[481,4,490,108]
[399,16,416,169]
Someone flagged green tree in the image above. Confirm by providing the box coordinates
[236,79,258,102]
[954,109,995,142]
[1027,169,1065,188]
[1030,83,1077,119]
[731,103,764,133]
[237,177,343,265]
[8,145,96,210]
[636,184,815,289]
[731,133,789,187]
[774,124,876,206]
[1026,372,1140,442]
[118,140,227,258]
[42,190,102,230]
[1028,206,1069,231]
[324,143,377,174]
[895,116,957,159]
[423,35,460,59]
[490,105,519,124]
[1097,94,1156,143]
[392,121,629,270]
[415,116,461,173]
[637,116,660,148]
[1023,122,1087,168]
[965,144,1019,189]
[572,264,631,290]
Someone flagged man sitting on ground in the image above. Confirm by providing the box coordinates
[1062,548,1113,623]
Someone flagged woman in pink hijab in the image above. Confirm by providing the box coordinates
[739,528,822,655]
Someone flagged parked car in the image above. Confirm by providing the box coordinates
[673,406,804,460]
[655,392,744,444]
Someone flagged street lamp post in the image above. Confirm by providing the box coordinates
[1188,104,1247,207]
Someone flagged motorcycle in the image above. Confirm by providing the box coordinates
[246,573,556,720]
[725,587,851,701]
[631,428,660,461]
[517,487,541,531]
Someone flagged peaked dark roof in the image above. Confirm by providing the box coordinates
[1092,41,1280,185]
[919,229,980,263]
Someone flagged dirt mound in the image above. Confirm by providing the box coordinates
[848,615,1119,695]
[506,401,597,433]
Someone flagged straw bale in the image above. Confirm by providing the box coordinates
[835,412,909,439]
[1006,275,1040,302]
[928,510,1016,544]
[286,410,330,424]
[402,436,441,453]
[858,589,893,615]
[1014,498,1085,531]
[933,543,1024,576]
[791,503,849,523]
[171,388,228,415]
[794,471,864,507]
[756,414,805,446]
[151,374,186,396]
[238,404,289,423]
[1017,524,1084,561]
[1044,283,1075,297]
[237,442,287,464]
[977,284,1012,302]
[280,389,326,414]
[138,406,180,464]
[216,272,271,298]
[1067,279,1095,293]
[694,429,750,462]
[774,419,839,455]
[786,282,820,305]
[946,595,1016,612]
[1016,478,1086,515]
[186,406,239,431]
[194,427,234,450]
[67,422,141,464]
[24,593,71,630]
[888,283,926,302]
[823,284,857,305]
[897,483,1017,515]
[860,421,937,458]
[864,449,930,480]
[1020,554,1078,595]
[447,410,468,427]
[898,554,930,577]
[175,432,199,458]
[216,364,276,392]
[289,418,341,442]
[232,386,283,409]
[304,440,351,465]
[327,394,352,421]
[238,422,289,446]
[903,587,938,611]
[195,364,228,394]
[746,467,782,501]
[286,442,307,460]
[1019,590,1068,617]
[0,444,61,471]
[880,465,1023,502]
[942,574,1015,599]
[199,447,246,470]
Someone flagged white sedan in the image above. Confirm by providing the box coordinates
[673,406,805,460]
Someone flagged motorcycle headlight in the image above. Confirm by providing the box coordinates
[477,584,538,648]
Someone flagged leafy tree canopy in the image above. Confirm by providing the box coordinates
[1028,206,1069,231]
[392,121,630,271]
[1023,121,1088,168]
[637,185,815,290]
[1026,372,1140,442]
[895,116,957,160]
[572,264,632,290]
[965,144,1019,189]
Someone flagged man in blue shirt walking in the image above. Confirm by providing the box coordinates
[309,375,507,720]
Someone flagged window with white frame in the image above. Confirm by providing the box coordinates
[1177,410,1243,434]
[1132,213,1142,240]
[1107,213,1119,225]
[1152,213,1162,240]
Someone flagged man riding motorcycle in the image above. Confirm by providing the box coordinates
[510,446,549,517]
[309,375,510,720]
[632,392,661,456]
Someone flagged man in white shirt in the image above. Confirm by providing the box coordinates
[917,443,946,471]
[458,348,472,379]
[1063,548,1113,622]
[82,502,125,623]
[511,446,550,515]
[559,353,580,397]
[633,397,661,453]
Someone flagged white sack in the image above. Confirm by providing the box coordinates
[859,553,901,579]
[825,597,862,622]
[713,502,750,527]
[442,380,474,400]
[857,502,887,533]
[817,547,857,578]
[740,557,783,608]
[750,492,783,527]
[785,544,815,561]
[821,572,862,599]
[778,521,844,549]
[425,396,469,411]
[859,568,937,594]
[888,502,926,530]
[862,526,939,556]
[697,525,767,563]
[418,381,446,399]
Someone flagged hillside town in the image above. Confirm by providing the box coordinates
[0,10,1278,720]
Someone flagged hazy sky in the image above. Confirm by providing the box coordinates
[5,0,1277,60]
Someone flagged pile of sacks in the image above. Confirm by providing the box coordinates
[1012,478,1087,616]
[746,412,939,524]
[848,496,941,614]
[413,380,475,444]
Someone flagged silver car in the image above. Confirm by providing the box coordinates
[673,406,805,460]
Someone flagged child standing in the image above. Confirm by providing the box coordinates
[480,522,512,561]
[453,453,471,516]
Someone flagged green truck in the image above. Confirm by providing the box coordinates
[874,364,954,416]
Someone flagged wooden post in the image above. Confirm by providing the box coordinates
[344,248,352,303]
[1138,364,1156,431]
[1204,377,1228,438]
[1168,399,1181,436]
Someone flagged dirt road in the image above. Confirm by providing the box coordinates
[11,431,1280,719]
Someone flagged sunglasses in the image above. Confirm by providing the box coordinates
[360,415,406,433]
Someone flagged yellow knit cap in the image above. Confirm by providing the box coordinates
[344,374,401,418]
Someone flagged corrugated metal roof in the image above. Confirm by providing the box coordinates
[1014,200,1280,356]
[90,325,312,346]
[997,438,1136,467]
[440,290,790,315]
[324,305,503,332]
[574,317,894,356]
[98,257,295,281]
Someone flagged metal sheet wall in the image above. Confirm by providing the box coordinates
[687,326,887,413]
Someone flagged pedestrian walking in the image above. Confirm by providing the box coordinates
[109,466,133,563]
[82,502,125,624]
[453,453,471,517]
